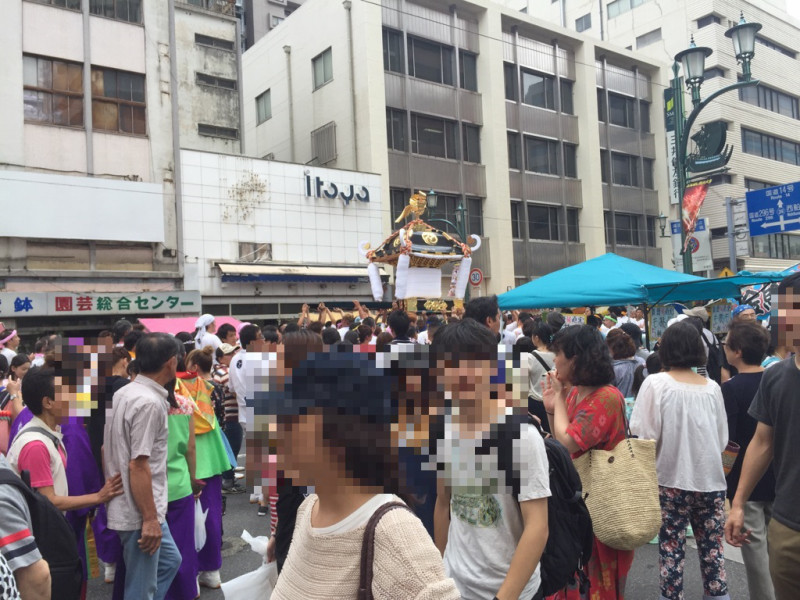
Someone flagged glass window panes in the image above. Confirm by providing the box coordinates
[89,0,141,23]
[563,144,577,178]
[639,101,650,132]
[467,197,483,236]
[23,55,84,128]
[635,28,661,49]
[642,158,654,189]
[739,80,799,120]
[525,136,559,175]
[575,13,591,32]
[608,93,635,128]
[312,48,333,89]
[91,66,145,134]
[521,70,555,110]
[528,204,559,240]
[410,114,458,159]
[600,150,609,183]
[510,201,522,239]
[504,63,518,101]
[609,212,641,246]
[560,80,574,114]
[391,188,412,225]
[507,132,521,169]
[462,124,480,163]
[647,216,657,247]
[386,108,407,151]
[750,234,800,259]
[408,37,453,86]
[611,152,639,186]
[567,208,579,242]
[459,52,478,92]
[382,28,404,74]
[256,90,271,124]
[742,128,800,166]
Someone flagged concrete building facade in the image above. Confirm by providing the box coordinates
[541,0,800,272]
[0,0,242,335]
[242,0,672,294]
[242,0,304,50]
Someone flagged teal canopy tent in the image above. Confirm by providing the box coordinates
[497,253,787,310]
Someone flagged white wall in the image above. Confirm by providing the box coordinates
[181,149,383,298]
[0,170,165,243]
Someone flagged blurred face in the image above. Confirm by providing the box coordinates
[222,330,237,345]
[778,289,800,350]
[487,309,502,335]
[277,413,325,487]
[7,335,20,350]
[603,318,615,328]
[438,358,501,436]
[207,321,217,334]
[635,309,644,320]
[735,309,756,322]
[219,352,234,367]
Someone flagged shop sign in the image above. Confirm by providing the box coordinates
[0,291,201,317]
[304,172,370,206]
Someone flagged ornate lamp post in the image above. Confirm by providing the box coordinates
[672,13,761,273]
[425,190,471,300]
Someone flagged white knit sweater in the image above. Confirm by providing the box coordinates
[272,494,461,600]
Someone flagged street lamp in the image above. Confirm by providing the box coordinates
[424,190,471,300]
[657,212,670,238]
[671,12,761,274]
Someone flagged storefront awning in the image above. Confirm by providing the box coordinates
[217,263,386,283]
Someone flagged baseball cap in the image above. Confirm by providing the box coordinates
[219,343,239,355]
[684,306,709,322]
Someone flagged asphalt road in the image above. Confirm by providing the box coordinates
[88,493,754,599]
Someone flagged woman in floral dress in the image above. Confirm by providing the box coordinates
[543,325,633,600]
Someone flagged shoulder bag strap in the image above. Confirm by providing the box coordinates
[531,351,552,373]
[358,501,413,600]
[23,426,64,454]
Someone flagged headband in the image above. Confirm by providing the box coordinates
[0,330,17,346]
[604,316,617,324]
[732,304,754,316]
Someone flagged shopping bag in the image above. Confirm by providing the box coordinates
[573,436,661,551]
[221,530,278,598]
[194,498,208,552]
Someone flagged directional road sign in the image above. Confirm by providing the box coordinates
[746,182,800,237]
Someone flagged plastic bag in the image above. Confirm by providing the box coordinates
[194,498,208,552]
[221,530,278,598]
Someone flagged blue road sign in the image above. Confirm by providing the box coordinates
[746,182,800,237]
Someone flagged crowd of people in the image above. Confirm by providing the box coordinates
[0,271,797,600]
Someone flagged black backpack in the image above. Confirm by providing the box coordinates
[492,414,593,597]
[0,469,83,600]
[701,333,724,384]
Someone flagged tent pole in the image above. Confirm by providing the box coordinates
[644,304,651,350]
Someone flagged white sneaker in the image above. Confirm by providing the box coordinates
[234,466,245,472]
[104,563,116,583]
[249,493,261,504]
[198,570,222,589]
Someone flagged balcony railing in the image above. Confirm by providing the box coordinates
[177,0,235,16]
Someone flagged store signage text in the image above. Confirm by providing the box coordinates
[304,173,370,206]
[0,291,201,317]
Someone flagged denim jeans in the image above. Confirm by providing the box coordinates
[117,521,181,600]
[222,421,243,483]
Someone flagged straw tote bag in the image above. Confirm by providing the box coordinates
[573,413,661,551]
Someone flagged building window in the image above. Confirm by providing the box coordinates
[709,173,733,186]
[23,55,84,127]
[256,90,271,124]
[739,80,799,120]
[696,14,721,28]
[382,28,404,74]
[198,123,238,139]
[410,113,458,159]
[507,131,521,169]
[756,36,796,59]
[560,80,574,114]
[643,158,654,189]
[564,144,578,178]
[462,124,481,163]
[528,205,579,242]
[744,178,774,191]
[525,136,560,176]
[467,197,483,236]
[459,51,478,92]
[608,0,652,19]
[751,234,800,260]
[407,37,453,86]
[271,15,283,28]
[91,67,145,135]
[504,63,518,101]
[636,28,662,49]
[391,188,411,225]
[311,121,337,164]
[605,212,641,246]
[646,216,657,247]
[312,48,333,89]
[386,108,407,151]
[742,128,800,166]
[610,152,639,186]
[600,150,609,183]
[605,92,636,128]
[640,101,650,132]
[30,0,81,9]
[196,72,236,90]
[195,33,234,51]
[575,13,591,32]
[521,69,555,110]
[89,0,142,23]
[511,201,522,239]
[704,67,725,80]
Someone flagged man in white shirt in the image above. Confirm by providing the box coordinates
[229,324,263,432]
